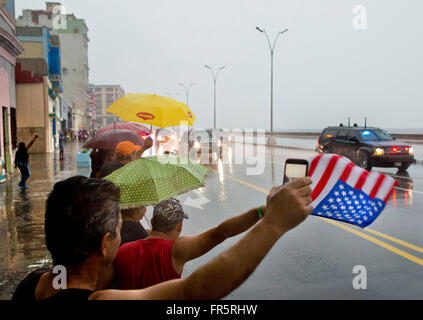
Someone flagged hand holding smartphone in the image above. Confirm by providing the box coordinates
[283,159,309,185]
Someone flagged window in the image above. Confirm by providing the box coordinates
[96,106,102,115]
[336,129,349,140]
[106,94,114,107]
[347,131,360,140]
[106,88,114,92]
[361,130,393,141]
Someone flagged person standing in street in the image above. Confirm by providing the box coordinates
[14,135,38,190]
[59,132,65,161]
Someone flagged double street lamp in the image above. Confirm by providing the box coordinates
[256,26,288,134]
[178,82,195,106]
[204,65,225,129]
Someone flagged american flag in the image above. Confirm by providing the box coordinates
[308,154,398,228]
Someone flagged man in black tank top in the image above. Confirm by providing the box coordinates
[12,177,122,301]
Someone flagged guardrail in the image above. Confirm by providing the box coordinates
[229,131,423,142]
[272,132,423,140]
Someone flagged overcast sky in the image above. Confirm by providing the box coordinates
[15,0,423,130]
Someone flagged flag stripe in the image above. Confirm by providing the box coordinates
[339,161,355,182]
[369,174,386,198]
[354,170,370,190]
[362,172,378,195]
[376,175,398,201]
[308,154,323,178]
[309,154,329,192]
[311,155,341,200]
[345,166,362,186]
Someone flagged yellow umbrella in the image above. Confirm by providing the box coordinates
[106,94,196,128]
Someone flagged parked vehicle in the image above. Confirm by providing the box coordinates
[317,125,414,171]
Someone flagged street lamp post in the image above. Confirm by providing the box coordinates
[204,65,225,130]
[256,27,288,135]
[178,83,195,106]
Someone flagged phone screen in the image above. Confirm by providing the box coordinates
[283,162,308,185]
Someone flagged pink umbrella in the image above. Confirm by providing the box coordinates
[98,122,150,140]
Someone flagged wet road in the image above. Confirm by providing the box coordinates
[177,142,423,299]
[0,143,90,299]
[1,140,422,299]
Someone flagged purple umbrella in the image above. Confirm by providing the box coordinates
[82,129,143,151]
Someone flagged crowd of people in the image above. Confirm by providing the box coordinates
[11,132,314,301]
[58,128,97,145]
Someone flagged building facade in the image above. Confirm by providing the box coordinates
[16,2,89,130]
[0,0,24,177]
[88,85,125,129]
[15,26,61,153]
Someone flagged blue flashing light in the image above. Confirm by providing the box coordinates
[362,131,370,135]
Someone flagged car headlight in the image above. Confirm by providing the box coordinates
[409,147,414,155]
[194,141,200,148]
[373,148,385,156]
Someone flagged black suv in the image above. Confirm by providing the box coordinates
[317,125,414,171]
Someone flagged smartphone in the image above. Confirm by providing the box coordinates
[283,159,309,185]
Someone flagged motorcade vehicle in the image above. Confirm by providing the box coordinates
[317,124,414,171]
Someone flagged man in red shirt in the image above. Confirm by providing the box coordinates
[115,198,268,290]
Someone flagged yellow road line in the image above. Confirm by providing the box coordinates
[207,167,269,194]
[351,226,423,254]
[209,168,423,267]
[322,219,423,267]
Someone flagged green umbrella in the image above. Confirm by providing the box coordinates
[104,155,210,208]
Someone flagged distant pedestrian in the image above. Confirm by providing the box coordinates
[59,133,65,160]
[14,135,38,190]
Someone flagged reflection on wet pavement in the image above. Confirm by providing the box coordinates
[0,143,90,299]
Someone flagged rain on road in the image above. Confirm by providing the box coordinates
[0,140,422,299]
